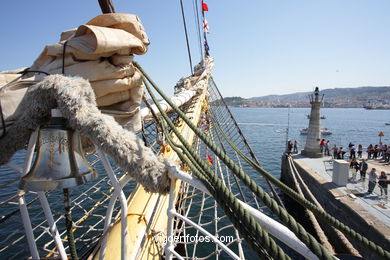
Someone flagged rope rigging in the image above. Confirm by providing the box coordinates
[179,0,194,75]
[138,64,334,260]
[0,1,387,255]
[135,61,390,260]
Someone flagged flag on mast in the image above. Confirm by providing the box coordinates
[206,153,214,165]
[203,17,210,34]
[202,1,209,11]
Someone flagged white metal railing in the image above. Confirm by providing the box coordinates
[97,148,130,260]
[7,129,67,260]
[5,132,132,260]
[167,166,320,260]
[8,139,320,259]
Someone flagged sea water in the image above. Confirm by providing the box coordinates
[231,107,390,178]
[0,108,389,258]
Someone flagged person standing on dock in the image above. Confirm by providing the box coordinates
[338,147,346,159]
[293,140,298,153]
[320,139,325,153]
[350,144,356,159]
[287,140,293,154]
[378,171,388,197]
[324,140,330,156]
[332,145,338,159]
[367,144,373,159]
[359,159,368,181]
[349,158,359,182]
[367,168,378,194]
[373,145,379,160]
[357,144,363,159]
[385,146,390,162]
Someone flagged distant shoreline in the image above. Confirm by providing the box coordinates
[223,86,390,109]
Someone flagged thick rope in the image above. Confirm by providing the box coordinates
[213,116,390,259]
[160,118,287,260]
[137,63,334,260]
[0,75,171,194]
[287,156,335,254]
[288,156,361,257]
[208,78,286,210]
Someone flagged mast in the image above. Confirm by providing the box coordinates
[98,0,116,13]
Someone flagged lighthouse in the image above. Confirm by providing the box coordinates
[301,87,323,158]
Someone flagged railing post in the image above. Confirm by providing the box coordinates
[97,148,128,260]
[19,129,40,259]
[165,178,177,260]
[38,192,67,259]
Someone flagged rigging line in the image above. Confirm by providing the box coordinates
[209,78,286,209]
[160,120,287,260]
[193,0,204,59]
[136,66,334,259]
[209,119,247,203]
[179,0,194,75]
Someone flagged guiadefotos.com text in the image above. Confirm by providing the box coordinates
[154,234,234,245]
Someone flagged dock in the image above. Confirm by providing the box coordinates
[281,153,390,259]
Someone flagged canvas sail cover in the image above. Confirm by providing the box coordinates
[0,13,149,136]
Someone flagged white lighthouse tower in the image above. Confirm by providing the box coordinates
[301,87,323,158]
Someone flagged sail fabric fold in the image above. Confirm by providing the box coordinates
[1,13,149,135]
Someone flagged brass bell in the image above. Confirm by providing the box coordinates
[19,109,98,191]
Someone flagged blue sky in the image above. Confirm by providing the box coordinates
[0,0,389,97]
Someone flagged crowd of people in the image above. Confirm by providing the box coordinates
[321,141,390,163]
[286,139,389,197]
[344,142,389,198]
[320,140,389,198]
[348,164,389,197]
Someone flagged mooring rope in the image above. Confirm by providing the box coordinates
[160,119,288,260]
[137,61,390,260]
[212,116,390,259]
[138,63,335,260]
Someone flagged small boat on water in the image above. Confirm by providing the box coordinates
[386,123,390,126]
[300,128,332,135]
[306,114,326,119]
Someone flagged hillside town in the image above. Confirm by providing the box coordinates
[224,86,390,108]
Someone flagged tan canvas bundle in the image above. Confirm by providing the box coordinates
[0,13,149,136]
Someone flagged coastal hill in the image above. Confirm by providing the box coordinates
[224,86,390,108]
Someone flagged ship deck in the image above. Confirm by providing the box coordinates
[292,153,390,239]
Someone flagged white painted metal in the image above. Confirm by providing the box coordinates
[19,129,40,259]
[100,192,117,260]
[165,178,177,260]
[37,192,67,259]
[237,201,319,260]
[18,195,39,259]
[172,212,240,260]
[170,167,319,260]
[99,175,132,260]
[97,149,128,260]
[141,89,197,119]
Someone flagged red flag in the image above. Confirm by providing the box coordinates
[202,1,209,11]
[206,153,214,165]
